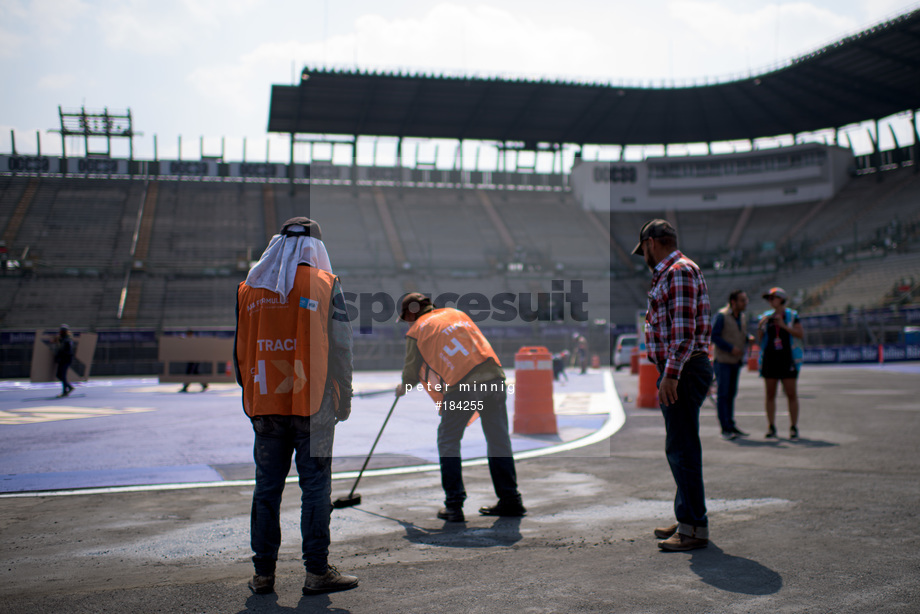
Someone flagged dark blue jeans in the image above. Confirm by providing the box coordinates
[657,354,712,537]
[437,380,520,509]
[713,361,742,433]
[56,360,72,394]
[250,408,334,576]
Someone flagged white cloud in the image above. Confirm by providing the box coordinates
[0,0,89,57]
[28,0,89,44]
[95,0,264,55]
[183,0,263,20]
[0,26,26,58]
[319,4,616,81]
[859,0,920,23]
[36,72,78,90]
[668,1,858,77]
[0,1,33,57]
[95,0,266,55]
[186,40,314,126]
[98,3,198,54]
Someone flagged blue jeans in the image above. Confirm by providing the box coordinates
[250,407,335,576]
[56,360,72,394]
[713,361,742,433]
[657,354,712,537]
[437,380,521,509]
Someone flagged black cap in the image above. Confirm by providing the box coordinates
[399,292,432,321]
[632,219,677,255]
[280,217,322,240]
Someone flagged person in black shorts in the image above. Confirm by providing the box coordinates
[757,287,805,440]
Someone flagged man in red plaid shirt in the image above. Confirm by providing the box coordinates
[633,219,713,552]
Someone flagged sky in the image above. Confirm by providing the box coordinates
[2,0,919,165]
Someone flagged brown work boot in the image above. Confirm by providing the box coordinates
[247,574,275,594]
[303,565,359,595]
[478,500,526,517]
[653,523,678,539]
[658,532,709,552]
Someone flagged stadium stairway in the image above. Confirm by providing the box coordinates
[0,176,29,232]
[726,204,754,251]
[476,190,517,257]
[372,187,409,269]
[1,177,38,248]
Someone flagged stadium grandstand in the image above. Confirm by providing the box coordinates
[2,8,920,377]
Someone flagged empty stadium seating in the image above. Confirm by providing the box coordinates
[1,164,919,340]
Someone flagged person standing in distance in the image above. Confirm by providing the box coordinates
[757,287,805,440]
[395,293,525,523]
[54,324,76,398]
[711,290,755,440]
[633,219,713,552]
[234,217,358,596]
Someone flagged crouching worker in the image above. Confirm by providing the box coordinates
[235,217,358,596]
[395,293,525,522]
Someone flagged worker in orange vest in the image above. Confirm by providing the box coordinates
[235,217,358,596]
[395,293,525,523]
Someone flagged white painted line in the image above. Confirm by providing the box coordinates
[0,371,625,499]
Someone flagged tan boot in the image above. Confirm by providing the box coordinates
[658,532,709,552]
[303,566,358,595]
[653,523,678,539]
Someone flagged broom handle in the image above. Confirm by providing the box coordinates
[347,395,399,499]
[353,388,394,398]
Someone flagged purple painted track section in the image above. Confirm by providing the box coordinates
[0,370,611,493]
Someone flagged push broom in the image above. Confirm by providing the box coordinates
[332,394,399,509]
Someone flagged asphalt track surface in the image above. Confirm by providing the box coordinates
[1,363,918,613]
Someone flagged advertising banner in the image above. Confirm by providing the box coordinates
[2,155,61,174]
[66,157,129,174]
[158,160,219,177]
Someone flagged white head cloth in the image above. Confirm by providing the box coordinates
[243,232,333,302]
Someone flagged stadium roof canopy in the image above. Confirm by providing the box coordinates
[268,9,920,147]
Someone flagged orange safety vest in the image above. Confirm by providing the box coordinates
[406,308,501,405]
[235,266,337,417]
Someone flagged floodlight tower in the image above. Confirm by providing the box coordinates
[53,106,137,160]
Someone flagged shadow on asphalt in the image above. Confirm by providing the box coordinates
[240,592,352,613]
[731,436,838,449]
[355,508,523,548]
[687,543,783,595]
[401,515,523,548]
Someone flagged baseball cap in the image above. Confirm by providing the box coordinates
[399,292,432,321]
[762,287,788,301]
[632,219,677,255]
[280,217,322,239]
